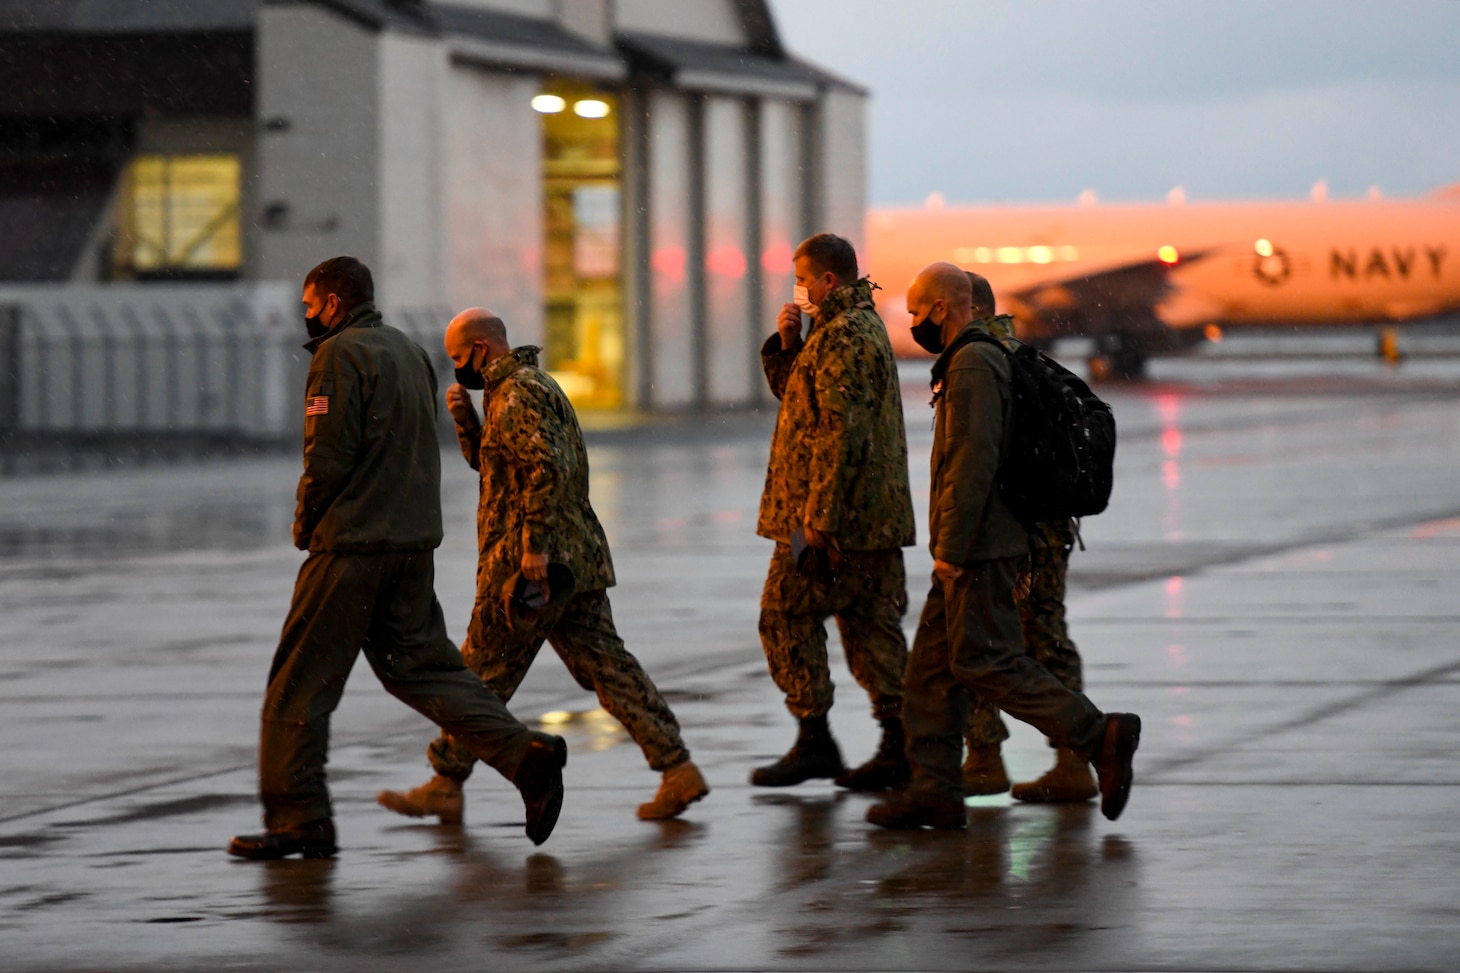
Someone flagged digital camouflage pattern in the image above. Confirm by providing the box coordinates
[757,279,916,552]
[429,588,689,781]
[427,346,687,782]
[455,346,615,597]
[965,531,1084,747]
[759,544,908,722]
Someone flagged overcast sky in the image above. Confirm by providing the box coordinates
[768,0,1460,206]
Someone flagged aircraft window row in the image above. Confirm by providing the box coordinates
[954,245,1080,265]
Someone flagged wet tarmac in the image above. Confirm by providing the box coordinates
[2,351,1460,971]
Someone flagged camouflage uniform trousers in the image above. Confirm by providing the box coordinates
[758,543,908,722]
[965,538,1083,748]
[428,585,690,781]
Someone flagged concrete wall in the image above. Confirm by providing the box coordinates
[376,32,445,309]
[811,87,868,264]
[255,4,380,289]
[646,90,694,408]
[615,0,748,45]
[759,97,803,344]
[703,95,752,405]
[554,0,612,45]
[441,62,544,345]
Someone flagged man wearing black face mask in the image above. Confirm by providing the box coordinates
[866,262,1140,831]
[228,257,568,859]
[376,308,708,824]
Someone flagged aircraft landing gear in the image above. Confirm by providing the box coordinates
[1088,333,1148,381]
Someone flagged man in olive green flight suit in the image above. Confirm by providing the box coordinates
[867,263,1140,831]
[228,258,566,860]
[377,309,708,823]
[752,232,918,792]
[960,275,1099,803]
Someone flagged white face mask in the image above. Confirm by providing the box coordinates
[793,284,819,316]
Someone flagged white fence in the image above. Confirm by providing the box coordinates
[0,285,456,446]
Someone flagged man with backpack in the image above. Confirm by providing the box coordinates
[866,262,1140,831]
[960,274,1098,804]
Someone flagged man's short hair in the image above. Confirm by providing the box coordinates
[966,271,996,318]
[305,256,374,310]
[794,233,858,283]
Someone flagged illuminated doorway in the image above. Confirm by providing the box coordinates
[536,86,623,409]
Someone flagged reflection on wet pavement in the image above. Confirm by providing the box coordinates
[3,361,1460,970]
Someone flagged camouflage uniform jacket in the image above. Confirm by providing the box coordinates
[757,278,916,552]
[929,318,1029,563]
[980,313,1075,552]
[455,345,615,595]
[293,302,443,553]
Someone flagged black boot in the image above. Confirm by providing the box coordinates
[750,715,845,787]
[227,819,337,860]
[834,717,910,792]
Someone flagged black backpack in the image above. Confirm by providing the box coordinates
[936,331,1117,525]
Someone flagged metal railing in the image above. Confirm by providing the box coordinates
[0,285,458,469]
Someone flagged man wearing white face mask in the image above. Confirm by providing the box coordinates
[751,233,917,792]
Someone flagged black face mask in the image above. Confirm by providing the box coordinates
[304,310,329,340]
[910,310,945,354]
[454,348,485,390]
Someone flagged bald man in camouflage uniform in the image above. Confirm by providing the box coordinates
[378,310,708,823]
[752,233,917,792]
[960,282,1098,803]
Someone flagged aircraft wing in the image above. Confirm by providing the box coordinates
[1005,250,1217,346]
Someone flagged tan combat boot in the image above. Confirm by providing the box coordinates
[1010,747,1098,804]
[376,774,464,824]
[962,743,1011,796]
[637,760,710,820]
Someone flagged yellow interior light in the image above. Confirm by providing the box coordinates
[1027,245,1053,264]
[532,94,566,114]
[1255,238,1274,257]
[574,99,610,118]
[1157,245,1179,265]
[996,246,1023,264]
[973,247,992,263]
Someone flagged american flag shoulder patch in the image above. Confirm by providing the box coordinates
[305,395,329,417]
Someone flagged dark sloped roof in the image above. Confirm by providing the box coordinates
[0,0,254,33]
[434,3,613,57]
[618,31,865,97]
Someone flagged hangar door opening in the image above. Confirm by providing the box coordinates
[536,86,623,409]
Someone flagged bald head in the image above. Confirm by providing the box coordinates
[445,307,509,368]
[913,262,972,310]
[905,262,974,351]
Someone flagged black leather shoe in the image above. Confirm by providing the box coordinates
[866,791,967,831]
[227,819,337,860]
[1092,712,1142,821]
[514,733,567,846]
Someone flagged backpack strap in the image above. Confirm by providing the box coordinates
[930,329,1011,407]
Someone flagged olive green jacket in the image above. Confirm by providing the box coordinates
[455,346,615,595]
[928,318,1028,564]
[293,302,444,553]
[757,279,916,552]
[979,313,1075,551]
